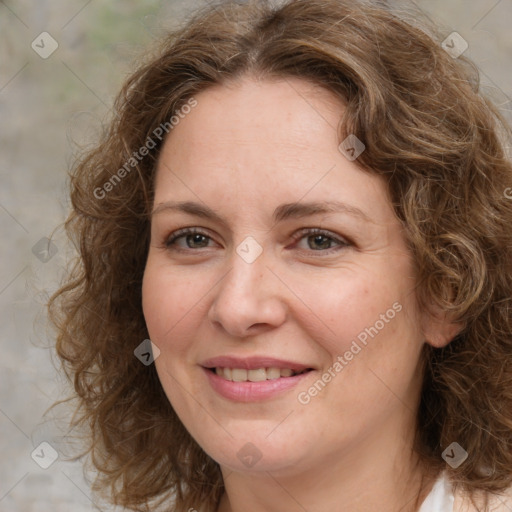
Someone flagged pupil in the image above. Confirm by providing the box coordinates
[310,235,330,250]
[188,234,208,247]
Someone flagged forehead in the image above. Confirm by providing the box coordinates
[157,76,343,171]
[153,76,392,226]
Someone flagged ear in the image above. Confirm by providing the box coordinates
[421,306,465,348]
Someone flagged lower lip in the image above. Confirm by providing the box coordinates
[203,367,313,402]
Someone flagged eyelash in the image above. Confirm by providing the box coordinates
[164,227,350,255]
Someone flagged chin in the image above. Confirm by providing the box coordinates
[197,429,312,475]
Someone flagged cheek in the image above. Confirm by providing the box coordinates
[142,262,200,402]
[292,260,420,380]
[293,269,394,352]
[142,259,197,347]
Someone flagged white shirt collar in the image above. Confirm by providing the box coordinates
[418,472,454,512]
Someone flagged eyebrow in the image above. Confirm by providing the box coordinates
[151,200,372,224]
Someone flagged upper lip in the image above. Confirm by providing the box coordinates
[201,356,314,372]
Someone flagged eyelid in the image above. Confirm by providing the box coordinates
[291,227,349,244]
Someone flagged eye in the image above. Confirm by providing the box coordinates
[163,227,350,255]
[165,228,216,250]
[291,228,350,254]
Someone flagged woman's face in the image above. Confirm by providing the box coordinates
[142,77,431,476]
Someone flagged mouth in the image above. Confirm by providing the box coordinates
[201,355,316,402]
[200,356,316,401]
[205,366,313,382]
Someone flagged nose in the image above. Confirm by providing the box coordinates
[207,248,288,338]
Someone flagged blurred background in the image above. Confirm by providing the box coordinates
[1,0,511,510]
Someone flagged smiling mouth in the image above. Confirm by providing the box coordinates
[207,367,313,382]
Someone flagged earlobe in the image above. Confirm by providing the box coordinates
[422,309,465,348]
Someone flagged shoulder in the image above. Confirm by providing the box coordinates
[453,484,512,512]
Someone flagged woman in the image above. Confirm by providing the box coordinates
[49,1,512,511]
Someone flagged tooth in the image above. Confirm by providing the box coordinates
[216,367,302,381]
[266,367,281,380]
[231,368,248,382]
[248,368,267,382]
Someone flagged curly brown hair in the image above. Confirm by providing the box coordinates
[48,0,512,510]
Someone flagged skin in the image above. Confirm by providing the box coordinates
[142,76,459,512]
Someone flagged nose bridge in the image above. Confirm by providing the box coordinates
[208,241,287,335]
[221,244,271,303]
